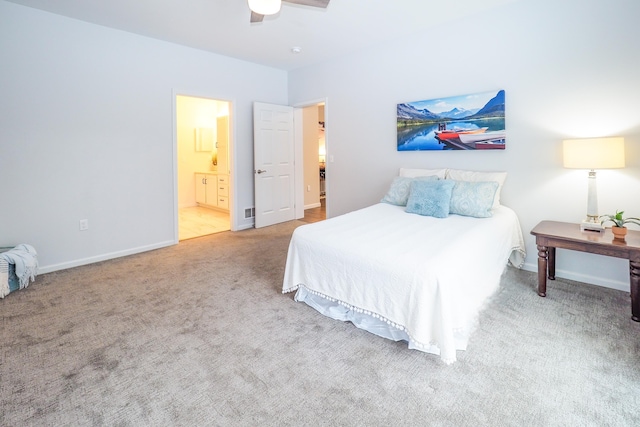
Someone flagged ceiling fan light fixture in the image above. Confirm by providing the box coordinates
[248,0,281,16]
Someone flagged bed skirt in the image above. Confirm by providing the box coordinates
[294,286,470,360]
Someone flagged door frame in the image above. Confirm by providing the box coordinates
[293,97,329,220]
[172,90,237,243]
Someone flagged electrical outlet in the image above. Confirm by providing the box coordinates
[79,219,89,231]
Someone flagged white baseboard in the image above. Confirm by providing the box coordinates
[38,240,176,274]
[304,202,321,210]
[521,262,629,292]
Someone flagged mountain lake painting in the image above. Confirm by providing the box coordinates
[397,90,505,151]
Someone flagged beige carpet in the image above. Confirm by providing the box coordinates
[1,220,639,426]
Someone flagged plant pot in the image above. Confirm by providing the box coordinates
[611,226,627,240]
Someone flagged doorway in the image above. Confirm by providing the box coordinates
[176,95,232,240]
[301,103,326,223]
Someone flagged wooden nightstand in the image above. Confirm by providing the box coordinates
[531,221,640,322]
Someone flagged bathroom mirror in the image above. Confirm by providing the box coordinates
[195,127,214,152]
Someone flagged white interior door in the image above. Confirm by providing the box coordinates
[253,102,295,228]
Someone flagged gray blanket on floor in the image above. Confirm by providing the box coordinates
[0,244,38,298]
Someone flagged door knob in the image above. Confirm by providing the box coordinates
[255,169,267,174]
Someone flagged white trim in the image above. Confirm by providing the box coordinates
[293,108,304,220]
[521,262,629,292]
[228,103,237,232]
[38,241,176,274]
[304,202,321,210]
[292,97,327,108]
[172,89,180,243]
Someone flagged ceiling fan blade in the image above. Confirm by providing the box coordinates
[282,0,330,8]
[250,11,265,23]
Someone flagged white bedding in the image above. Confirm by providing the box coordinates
[282,203,526,363]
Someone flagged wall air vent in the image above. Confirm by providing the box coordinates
[244,207,255,219]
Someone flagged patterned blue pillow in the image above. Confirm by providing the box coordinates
[449,180,499,218]
[405,179,455,218]
[381,175,439,206]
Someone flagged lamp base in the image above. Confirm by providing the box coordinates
[580,219,604,232]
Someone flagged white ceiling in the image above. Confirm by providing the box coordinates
[6,0,517,70]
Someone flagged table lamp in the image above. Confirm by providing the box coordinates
[563,137,625,231]
[248,0,281,15]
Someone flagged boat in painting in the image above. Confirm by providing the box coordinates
[474,140,505,149]
[434,127,488,140]
[458,130,506,144]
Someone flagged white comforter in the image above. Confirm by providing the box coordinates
[282,203,525,363]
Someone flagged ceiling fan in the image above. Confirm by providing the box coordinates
[248,0,330,23]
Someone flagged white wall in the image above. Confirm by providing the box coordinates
[0,1,287,272]
[288,0,640,291]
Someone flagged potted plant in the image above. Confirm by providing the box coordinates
[600,210,640,240]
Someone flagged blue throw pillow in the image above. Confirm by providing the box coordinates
[381,175,439,206]
[449,180,499,218]
[405,179,455,218]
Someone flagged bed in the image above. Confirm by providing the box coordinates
[282,168,526,364]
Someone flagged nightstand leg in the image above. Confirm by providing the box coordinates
[548,247,556,280]
[537,244,548,297]
[630,260,640,322]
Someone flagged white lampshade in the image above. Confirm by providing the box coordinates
[563,137,625,169]
[248,0,281,15]
[562,136,625,232]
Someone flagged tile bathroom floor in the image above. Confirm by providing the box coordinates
[179,206,230,240]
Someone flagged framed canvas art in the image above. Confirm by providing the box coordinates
[397,90,505,151]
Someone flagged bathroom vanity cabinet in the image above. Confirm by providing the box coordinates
[195,172,229,211]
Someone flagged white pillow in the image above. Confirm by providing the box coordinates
[445,169,507,208]
[399,168,447,179]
